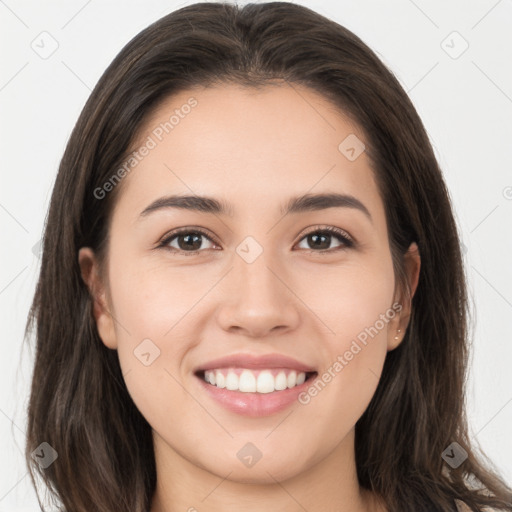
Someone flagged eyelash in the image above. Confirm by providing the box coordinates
[157,225,355,256]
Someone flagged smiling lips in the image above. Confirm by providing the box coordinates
[203,367,309,393]
[194,353,318,416]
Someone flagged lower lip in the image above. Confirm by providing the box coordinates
[195,373,317,417]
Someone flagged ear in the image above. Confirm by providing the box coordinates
[387,242,421,351]
[78,247,118,349]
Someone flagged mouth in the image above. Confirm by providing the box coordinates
[192,353,318,416]
[194,368,318,394]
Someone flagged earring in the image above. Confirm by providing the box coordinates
[394,329,401,340]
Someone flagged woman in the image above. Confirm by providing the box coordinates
[24,2,512,511]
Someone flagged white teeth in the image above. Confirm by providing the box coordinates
[202,369,308,393]
[216,372,226,389]
[274,371,288,391]
[225,372,238,391]
[287,371,297,388]
[239,370,256,392]
[256,371,275,393]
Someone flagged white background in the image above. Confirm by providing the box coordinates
[1,0,511,509]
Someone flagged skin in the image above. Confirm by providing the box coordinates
[79,82,420,512]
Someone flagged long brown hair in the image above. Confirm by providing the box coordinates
[24,2,512,511]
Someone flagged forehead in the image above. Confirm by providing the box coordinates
[112,83,385,225]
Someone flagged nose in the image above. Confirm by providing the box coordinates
[215,251,301,338]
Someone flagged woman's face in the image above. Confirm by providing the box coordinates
[80,83,419,485]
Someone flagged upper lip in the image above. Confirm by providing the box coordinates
[194,353,317,374]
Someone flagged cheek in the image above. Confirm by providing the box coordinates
[312,252,396,342]
[299,325,388,444]
[301,256,395,417]
[105,259,200,410]
[108,253,209,338]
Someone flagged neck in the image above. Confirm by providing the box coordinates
[150,428,386,512]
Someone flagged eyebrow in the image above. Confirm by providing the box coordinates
[139,192,372,222]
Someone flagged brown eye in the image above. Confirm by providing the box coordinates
[296,227,354,252]
[159,229,218,255]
